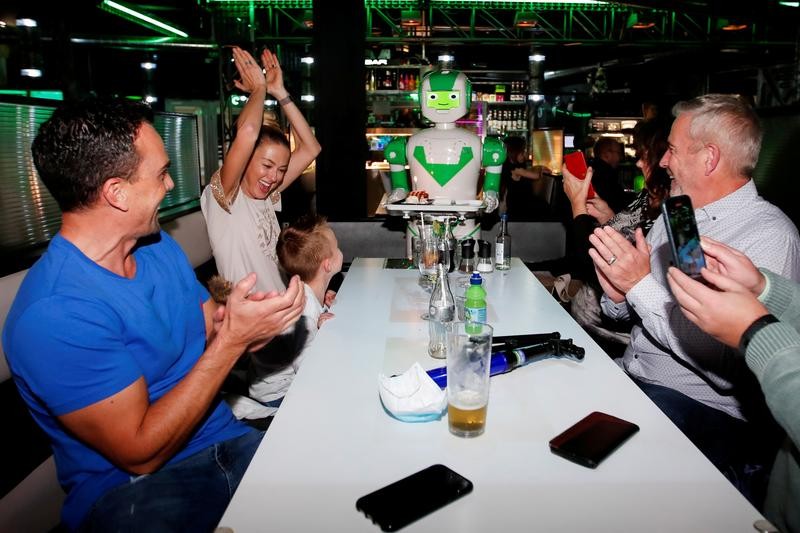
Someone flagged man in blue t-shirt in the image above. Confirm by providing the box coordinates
[2,99,305,531]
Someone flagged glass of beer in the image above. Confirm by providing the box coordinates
[446,321,493,438]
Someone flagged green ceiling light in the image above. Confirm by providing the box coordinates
[626,12,655,30]
[515,11,538,28]
[401,9,423,27]
[367,0,607,7]
[99,0,189,38]
[778,1,799,6]
[206,0,312,5]
[717,18,748,31]
[302,9,314,29]
[29,90,64,101]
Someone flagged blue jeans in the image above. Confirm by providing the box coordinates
[78,429,263,533]
[632,377,774,509]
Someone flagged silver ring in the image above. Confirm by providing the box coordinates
[607,255,617,266]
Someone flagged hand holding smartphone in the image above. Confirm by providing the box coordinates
[564,151,596,200]
[661,195,707,279]
[356,464,472,531]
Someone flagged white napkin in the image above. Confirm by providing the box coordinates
[379,362,447,422]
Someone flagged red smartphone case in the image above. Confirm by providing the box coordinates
[564,151,595,199]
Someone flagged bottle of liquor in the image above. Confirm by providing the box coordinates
[428,262,455,359]
[495,213,511,270]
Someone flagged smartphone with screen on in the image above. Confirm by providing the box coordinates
[356,464,473,531]
[661,194,707,279]
[549,412,639,468]
[564,151,596,199]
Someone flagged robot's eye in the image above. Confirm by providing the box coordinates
[449,93,458,100]
[428,93,438,101]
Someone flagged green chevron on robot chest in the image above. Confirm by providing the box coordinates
[412,145,474,187]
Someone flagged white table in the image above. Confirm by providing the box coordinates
[219,258,764,532]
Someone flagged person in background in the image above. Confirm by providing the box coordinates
[201,46,322,294]
[564,120,671,280]
[587,137,628,214]
[561,120,671,345]
[589,94,800,504]
[667,238,800,533]
[500,135,551,221]
[2,98,305,531]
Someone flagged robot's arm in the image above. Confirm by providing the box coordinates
[385,137,409,202]
[481,137,507,212]
[481,136,506,193]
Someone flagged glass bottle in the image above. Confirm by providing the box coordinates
[495,213,511,270]
[444,222,457,273]
[428,262,455,359]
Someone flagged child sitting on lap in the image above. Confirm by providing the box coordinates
[248,215,342,406]
[216,214,343,420]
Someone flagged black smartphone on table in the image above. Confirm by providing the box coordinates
[549,412,640,468]
[356,464,473,531]
[661,194,706,279]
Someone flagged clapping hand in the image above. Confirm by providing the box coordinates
[588,226,652,302]
[261,48,288,100]
[232,47,266,94]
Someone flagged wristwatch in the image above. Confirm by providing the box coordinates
[739,314,779,353]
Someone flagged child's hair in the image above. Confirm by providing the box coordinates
[277,214,333,282]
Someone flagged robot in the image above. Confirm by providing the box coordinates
[385,68,506,242]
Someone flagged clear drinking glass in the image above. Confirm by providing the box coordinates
[446,321,493,438]
[417,225,439,291]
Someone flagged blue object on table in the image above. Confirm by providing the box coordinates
[427,335,585,388]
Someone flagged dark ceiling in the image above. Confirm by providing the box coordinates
[0,1,798,111]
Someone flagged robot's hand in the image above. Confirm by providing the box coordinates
[387,188,409,203]
[484,190,499,213]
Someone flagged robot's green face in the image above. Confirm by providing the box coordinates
[426,90,461,110]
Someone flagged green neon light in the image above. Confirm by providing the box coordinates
[29,90,64,101]
[366,0,608,7]
[100,0,189,38]
[207,0,312,6]
[778,1,799,6]
[125,95,144,101]
[553,107,591,118]
[0,89,64,100]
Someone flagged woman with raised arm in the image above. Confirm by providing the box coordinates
[202,46,321,293]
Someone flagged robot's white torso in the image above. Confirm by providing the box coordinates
[407,123,482,202]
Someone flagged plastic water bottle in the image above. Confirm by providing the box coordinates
[464,272,487,325]
[428,262,455,358]
[495,213,511,270]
